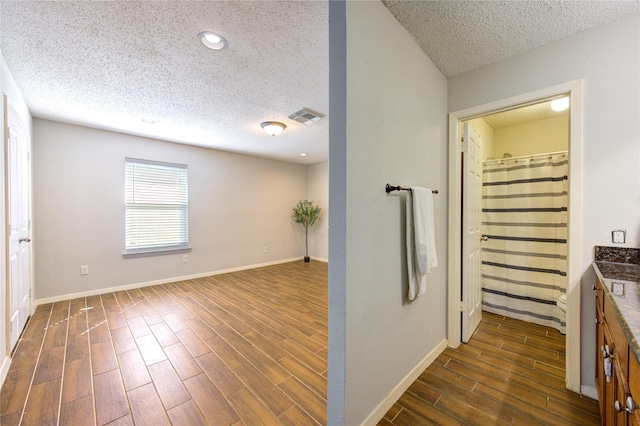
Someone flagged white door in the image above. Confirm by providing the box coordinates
[461,122,483,343]
[6,97,32,351]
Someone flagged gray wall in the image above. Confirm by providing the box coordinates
[307,161,329,261]
[32,119,312,301]
[329,2,448,424]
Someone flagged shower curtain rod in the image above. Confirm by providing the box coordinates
[484,150,568,164]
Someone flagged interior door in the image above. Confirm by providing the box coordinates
[6,97,32,351]
[461,122,483,343]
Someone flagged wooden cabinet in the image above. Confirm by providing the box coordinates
[595,276,640,425]
[630,354,640,425]
[596,303,607,421]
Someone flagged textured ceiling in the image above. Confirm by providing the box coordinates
[482,100,569,129]
[0,1,329,164]
[1,1,639,163]
[382,0,640,77]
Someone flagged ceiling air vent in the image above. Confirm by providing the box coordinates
[288,108,324,125]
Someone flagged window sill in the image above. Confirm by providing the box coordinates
[123,247,191,259]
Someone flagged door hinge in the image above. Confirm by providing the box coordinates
[461,141,467,152]
[460,301,467,312]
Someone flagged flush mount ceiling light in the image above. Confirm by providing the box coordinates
[198,31,228,50]
[551,97,569,112]
[261,121,286,137]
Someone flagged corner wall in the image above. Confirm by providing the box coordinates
[32,119,309,301]
[329,1,449,423]
[448,12,640,391]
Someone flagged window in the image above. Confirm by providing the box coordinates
[124,158,188,255]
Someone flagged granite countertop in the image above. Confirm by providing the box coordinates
[593,246,640,363]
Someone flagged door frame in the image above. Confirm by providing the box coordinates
[447,80,583,393]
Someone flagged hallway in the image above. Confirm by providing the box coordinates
[379,312,599,425]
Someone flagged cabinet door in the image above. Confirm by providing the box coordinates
[596,305,606,421]
[604,326,617,426]
[605,296,629,378]
[629,355,640,425]
[614,361,629,426]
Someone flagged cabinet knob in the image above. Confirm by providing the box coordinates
[592,285,597,291]
[627,396,638,413]
[615,400,624,412]
[595,318,604,325]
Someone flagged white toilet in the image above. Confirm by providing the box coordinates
[556,294,567,312]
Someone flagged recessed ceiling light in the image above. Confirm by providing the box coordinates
[550,97,569,112]
[299,153,308,157]
[198,31,228,50]
[141,117,156,124]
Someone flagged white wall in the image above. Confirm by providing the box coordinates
[449,12,640,391]
[329,1,448,424]
[32,119,309,301]
[1,51,32,383]
[307,161,329,261]
[493,115,568,158]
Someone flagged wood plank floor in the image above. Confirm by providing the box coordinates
[379,312,600,426]
[1,261,601,425]
[0,260,327,425]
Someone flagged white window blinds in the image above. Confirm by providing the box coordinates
[125,158,188,254]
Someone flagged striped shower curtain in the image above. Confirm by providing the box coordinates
[481,152,568,334]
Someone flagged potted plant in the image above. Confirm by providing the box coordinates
[292,200,321,263]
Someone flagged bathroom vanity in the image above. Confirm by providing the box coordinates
[593,246,640,426]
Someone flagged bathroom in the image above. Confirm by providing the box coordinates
[466,97,570,335]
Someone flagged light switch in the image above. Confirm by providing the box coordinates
[612,230,626,244]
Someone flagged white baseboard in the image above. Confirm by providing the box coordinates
[311,257,328,262]
[361,338,448,426]
[0,355,11,389]
[34,257,303,306]
[581,384,598,400]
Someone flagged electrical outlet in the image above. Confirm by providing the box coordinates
[80,265,89,275]
[612,230,626,244]
[182,255,188,263]
[611,281,625,297]
[263,247,268,254]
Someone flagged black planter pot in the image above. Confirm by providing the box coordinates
[304,256,310,263]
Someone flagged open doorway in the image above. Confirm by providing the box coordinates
[447,80,584,394]
[465,98,569,338]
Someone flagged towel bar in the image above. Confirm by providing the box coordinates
[385,184,438,194]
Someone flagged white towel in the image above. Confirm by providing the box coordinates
[406,187,438,300]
